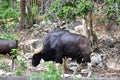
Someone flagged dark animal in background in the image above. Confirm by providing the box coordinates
[0,38,18,55]
[32,30,92,67]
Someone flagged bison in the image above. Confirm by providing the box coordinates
[32,30,91,66]
[32,30,92,76]
[0,38,18,55]
[32,30,70,66]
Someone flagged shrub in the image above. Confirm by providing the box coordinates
[47,0,92,22]
[30,61,62,80]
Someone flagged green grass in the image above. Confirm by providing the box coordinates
[30,61,62,80]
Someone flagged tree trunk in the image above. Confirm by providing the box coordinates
[82,19,89,38]
[88,6,98,49]
[26,0,33,28]
[20,0,26,29]
[88,8,93,44]
[41,0,44,14]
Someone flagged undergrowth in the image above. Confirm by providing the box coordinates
[30,61,62,80]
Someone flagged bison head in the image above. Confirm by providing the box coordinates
[32,52,43,67]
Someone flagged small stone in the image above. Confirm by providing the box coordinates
[33,24,39,27]
[75,74,82,78]
[41,20,46,25]
[81,69,88,73]
[55,63,61,67]
[0,70,5,76]
[91,53,103,67]
[6,72,13,76]
[40,59,45,64]
[61,74,70,77]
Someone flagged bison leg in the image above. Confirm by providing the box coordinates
[55,51,63,64]
[71,58,82,76]
[71,64,79,76]
[81,62,92,77]
[62,57,67,69]
[87,63,92,77]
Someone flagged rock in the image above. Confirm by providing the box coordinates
[0,70,13,76]
[18,39,43,53]
[81,69,89,74]
[17,55,26,61]
[24,53,33,60]
[52,22,59,29]
[74,24,84,34]
[33,24,39,28]
[14,23,22,32]
[106,58,120,70]
[47,21,53,25]
[91,53,103,67]
[6,72,13,76]
[0,70,5,76]
[61,74,70,77]
[75,74,82,78]
[40,20,46,25]
[25,60,32,68]
[67,60,78,72]
[40,59,45,65]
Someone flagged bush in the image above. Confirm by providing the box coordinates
[0,33,18,41]
[30,61,62,80]
[47,0,92,22]
[0,0,19,29]
[104,0,120,24]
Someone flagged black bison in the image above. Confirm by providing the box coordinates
[32,30,92,67]
[0,38,18,55]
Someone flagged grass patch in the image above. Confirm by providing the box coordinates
[30,61,62,80]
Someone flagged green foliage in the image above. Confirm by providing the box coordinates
[0,0,20,29]
[105,0,120,4]
[105,0,114,4]
[0,54,4,58]
[0,0,19,19]
[16,54,27,70]
[10,49,18,55]
[32,4,39,18]
[15,68,23,76]
[30,61,62,80]
[0,61,10,72]
[105,0,120,24]
[0,0,10,9]
[15,55,27,76]
[0,33,19,41]
[2,8,19,21]
[10,49,18,60]
[14,2,20,12]
[4,24,15,29]
[47,0,92,21]
[19,60,27,70]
